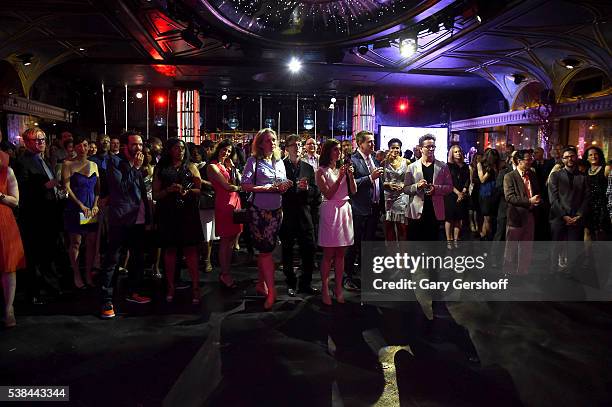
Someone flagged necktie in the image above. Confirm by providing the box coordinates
[366,155,379,203]
[522,172,531,199]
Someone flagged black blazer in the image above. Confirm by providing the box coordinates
[548,168,589,225]
[349,151,384,216]
[503,169,540,228]
[281,158,316,230]
[14,150,58,222]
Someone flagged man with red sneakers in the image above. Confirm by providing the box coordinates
[99,132,152,319]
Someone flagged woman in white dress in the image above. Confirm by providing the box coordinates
[316,139,357,305]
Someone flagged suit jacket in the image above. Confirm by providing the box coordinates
[503,169,540,228]
[403,159,453,220]
[104,153,151,226]
[547,168,589,226]
[14,150,59,227]
[349,150,384,216]
[281,158,316,231]
[495,166,514,219]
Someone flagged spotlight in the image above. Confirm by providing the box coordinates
[331,97,337,103]
[476,14,482,23]
[157,95,165,104]
[136,92,143,99]
[221,94,228,101]
[288,57,302,73]
[512,74,526,85]
[357,45,369,55]
[561,58,580,69]
[397,102,408,112]
[78,47,85,52]
[399,36,417,58]
[329,103,335,110]
[18,53,33,66]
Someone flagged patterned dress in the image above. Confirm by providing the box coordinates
[383,159,408,222]
[586,168,611,234]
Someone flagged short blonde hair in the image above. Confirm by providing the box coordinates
[22,127,45,141]
[251,128,281,160]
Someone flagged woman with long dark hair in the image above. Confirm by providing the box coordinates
[477,148,501,240]
[152,138,203,304]
[584,146,610,240]
[207,139,243,288]
[241,129,292,310]
[316,139,356,305]
[383,138,409,241]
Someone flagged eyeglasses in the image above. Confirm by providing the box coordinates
[421,145,436,150]
[27,138,46,144]
[562,155,576,160]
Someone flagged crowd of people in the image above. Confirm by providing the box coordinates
[1,127,611,327]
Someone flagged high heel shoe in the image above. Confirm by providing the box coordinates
[263,290,276,310]
[321,284,332,305]
[255,280,268,296]
[5,306,16,328]
[334,288,345,304]
[192,286,201,305]
[219,274,237,289]
[166,286,175,303]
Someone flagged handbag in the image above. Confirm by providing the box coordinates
[232,159,257,224]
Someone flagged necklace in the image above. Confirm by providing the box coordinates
[588,166,601,175]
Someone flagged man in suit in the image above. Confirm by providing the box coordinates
[14,127,63,304]
[280,135,319,296]
[502,150,541,275]
[344,130,385,290]
[494,151,517,241]
[548,147,589,274]
[302,137,321,240]
[403,134,453,241]
[548,147,589,242]
[532,147,554,240]
[99,132,152,319]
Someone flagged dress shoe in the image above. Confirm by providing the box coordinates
[287,287,296,297]
[343,279,360,291]
[298,286,319,295]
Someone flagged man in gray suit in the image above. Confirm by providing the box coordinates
[503,150,541,275]
[403,134,453,241]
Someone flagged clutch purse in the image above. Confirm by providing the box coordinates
[79,212,98,225]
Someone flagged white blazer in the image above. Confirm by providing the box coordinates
[403,159,453,220]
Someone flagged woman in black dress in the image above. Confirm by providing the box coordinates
[152,138,204,304]
[468,152,483,237]
[584,146,610,241]
[477,148,501,240]
[445,145,470,244]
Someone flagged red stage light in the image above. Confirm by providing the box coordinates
[157,96,166,104]
[398,102,408,112]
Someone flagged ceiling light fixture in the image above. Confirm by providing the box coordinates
[331,97,337,103]
[221,94,228,101]
[399,35,417,58]
[136,92,143,99]
[288,57,302,73]
[357,45,369,55]
[561,58,580,69]
[18,53,33,66]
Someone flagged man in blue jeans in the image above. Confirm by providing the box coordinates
[99,132,151,319]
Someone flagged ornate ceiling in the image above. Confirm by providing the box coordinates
[0,0,610,105]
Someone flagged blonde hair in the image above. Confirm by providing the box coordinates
[22,127,46,141]
[447,144,463,163]
[251,128,281,160]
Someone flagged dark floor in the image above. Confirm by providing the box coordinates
[1,247,612,407]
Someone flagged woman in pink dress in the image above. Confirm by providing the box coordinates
[207,139,243,288]
[316,139,356,305]
[0,150,25,327]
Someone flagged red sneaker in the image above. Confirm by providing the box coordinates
[126,293,151,304]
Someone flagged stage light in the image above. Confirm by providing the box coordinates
[157,95,165,104]
[399,36,417,58]
[561,58,580,69]
[398,102,408,112]
[357,45,369,55]
[221,94,228,101]
[288,57,302,73]
[18,53,33,66]
[331,97,337,103]
[136,92,143,99]
[78,47,85,52]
